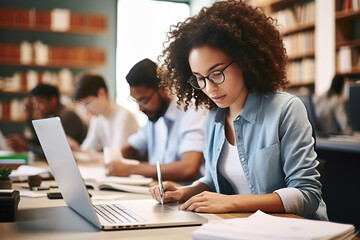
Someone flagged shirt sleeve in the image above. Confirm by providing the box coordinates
[81,117,102,151]
[274,187,304,215]
[177,108,207,154]
[128,124,148,156]
[111,107,140,149]
[279,96,323,217]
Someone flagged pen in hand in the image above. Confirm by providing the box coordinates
[156,161,164,205]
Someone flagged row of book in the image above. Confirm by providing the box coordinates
[283,30,315,58]
[337,46,360,73]
[271,1,315,33]
[0,7,107,32]
[286,58,315,85]
[0,69,74,94]
[0,99,25,122]
[337,0,360,11]
[0,41,106,67]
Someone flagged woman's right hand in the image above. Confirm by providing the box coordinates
[149,182,183,203]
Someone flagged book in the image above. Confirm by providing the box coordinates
[0,150,28,165]
[192,210,356,240]
[78,166,152,195]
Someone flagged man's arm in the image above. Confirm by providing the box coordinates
[121,143,147,162]
[108,151,203,182]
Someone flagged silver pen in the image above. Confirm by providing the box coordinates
[156,161,164,205]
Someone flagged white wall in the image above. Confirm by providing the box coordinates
[315,0,335,96]
[189,0,216,16]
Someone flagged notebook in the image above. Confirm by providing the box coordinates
[32,117,207,230]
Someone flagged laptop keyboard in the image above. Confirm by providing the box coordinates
[94,203,145,224]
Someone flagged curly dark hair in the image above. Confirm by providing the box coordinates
[159,0,288,110]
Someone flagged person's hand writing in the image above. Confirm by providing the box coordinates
[149,182,183,203]
[106,161,134,177]
[5,134,29,152]
[179,191,236,213]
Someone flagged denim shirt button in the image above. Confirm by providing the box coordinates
[249,184,252,188]
[237,135,241,140]
[240,157,246,162]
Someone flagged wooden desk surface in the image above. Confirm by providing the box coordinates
[3,161,358,240]
[1,180,305,240]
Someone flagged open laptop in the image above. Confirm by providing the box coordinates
[32,117,207,230]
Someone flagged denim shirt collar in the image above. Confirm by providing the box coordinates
[214,92,261,124]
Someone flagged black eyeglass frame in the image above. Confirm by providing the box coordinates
[187,61,235,90]
[128,89,157,107]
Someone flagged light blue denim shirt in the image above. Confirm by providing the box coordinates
[198,92,328,220]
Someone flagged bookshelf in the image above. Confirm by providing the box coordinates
[335,0,360,76]
[0,0,117,136]
[256,0,316,91]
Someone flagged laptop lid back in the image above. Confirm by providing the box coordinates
[32,117,101,229]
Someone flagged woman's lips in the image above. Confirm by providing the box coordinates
[210,94,226,103]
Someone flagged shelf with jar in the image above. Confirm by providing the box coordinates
[255,0,316,88]
[335,0,360,76]
[0,7,107,35]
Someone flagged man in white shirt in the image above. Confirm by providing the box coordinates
[107,59,207,183]
[69,74,139,162]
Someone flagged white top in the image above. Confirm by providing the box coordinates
[128,99,207,167]
[81,105,140,151]
[218,138,251,194]
[218,138,303,214]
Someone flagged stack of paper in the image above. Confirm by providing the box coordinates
[192,210,355,240]
[9,165,52,182]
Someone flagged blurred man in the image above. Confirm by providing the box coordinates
[107,58,207,183]
[70,74,139,159]
[6,83,87,157]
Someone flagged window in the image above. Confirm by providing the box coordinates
[116,0,190,126]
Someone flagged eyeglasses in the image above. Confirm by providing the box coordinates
[187,61,235,90]
[128,90,157,107]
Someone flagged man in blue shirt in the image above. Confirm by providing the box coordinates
[107,59,207,183]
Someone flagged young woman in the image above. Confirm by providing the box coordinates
[150,0,328,220]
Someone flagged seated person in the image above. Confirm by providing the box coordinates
[6,83,87,157]
[69,73,140,161]
[313,75,352,135]
[149,1,327,220]
[107,58,207,183]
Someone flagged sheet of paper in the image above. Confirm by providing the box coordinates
[192,210,355,240]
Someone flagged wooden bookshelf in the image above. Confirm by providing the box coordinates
[0,8,107,35]
[335,0,360,76]
[288,52,315,61]
[0,60,106,69]
[258,0,316,89]
[282,23,314,36]
[0,3,112,129]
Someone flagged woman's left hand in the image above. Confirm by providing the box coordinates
[179,191,236,213]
